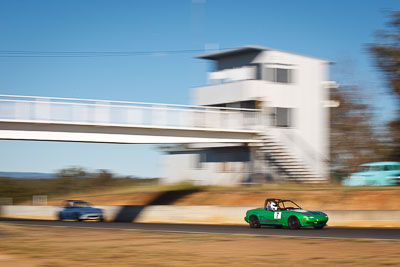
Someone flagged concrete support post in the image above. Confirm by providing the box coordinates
[248,143,262,183]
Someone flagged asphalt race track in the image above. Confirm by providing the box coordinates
[1,218,399,241]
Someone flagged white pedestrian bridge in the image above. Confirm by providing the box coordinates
[0,95,263,144]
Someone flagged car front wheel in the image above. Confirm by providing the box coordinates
[75,213,83,221]
[288,216,301,230]
[249,215,261,228]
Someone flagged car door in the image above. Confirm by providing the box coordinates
[258,209,281,225]
[272,210,283,224]
[63,206,75,219]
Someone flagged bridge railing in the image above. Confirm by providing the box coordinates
[0,95,263,132]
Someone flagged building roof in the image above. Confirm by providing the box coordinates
[196,45,331,62]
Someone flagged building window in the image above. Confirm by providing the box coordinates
[276,68,291,83]
[262,67,294,83]
[273,107,293,127]
[194,152,206,169]
[209,100,256,110]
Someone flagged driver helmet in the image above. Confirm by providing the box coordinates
[270,202,278,211]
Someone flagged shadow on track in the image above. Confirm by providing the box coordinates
[113,188,201,222]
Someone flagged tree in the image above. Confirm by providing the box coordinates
[369,11,400,160]
[96,169,113,185]
[57,167,86,178]
[330,85,386,180]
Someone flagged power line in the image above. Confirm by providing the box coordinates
[0,48,224,58]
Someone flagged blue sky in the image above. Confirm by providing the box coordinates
[0,0,399,177]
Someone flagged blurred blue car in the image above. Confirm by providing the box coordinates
[342,162,400,186]
[58,200,103,221]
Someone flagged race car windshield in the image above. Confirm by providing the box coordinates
[74,201,91,207]
[358,165,372,172]
[281,200,301,210]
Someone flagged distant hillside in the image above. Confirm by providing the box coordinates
[0,172,57,179]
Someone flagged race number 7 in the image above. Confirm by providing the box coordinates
[274,212,281,219]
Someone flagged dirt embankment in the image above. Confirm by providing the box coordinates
[47,188,400,210]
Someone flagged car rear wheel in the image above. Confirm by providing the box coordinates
[249,216,261,228]
[288,216,301,230]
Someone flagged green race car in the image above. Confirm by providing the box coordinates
[244,198,329,229]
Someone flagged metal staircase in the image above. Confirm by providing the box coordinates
[256,133,326,183]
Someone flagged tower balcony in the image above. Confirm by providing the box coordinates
[192,80,269,106]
